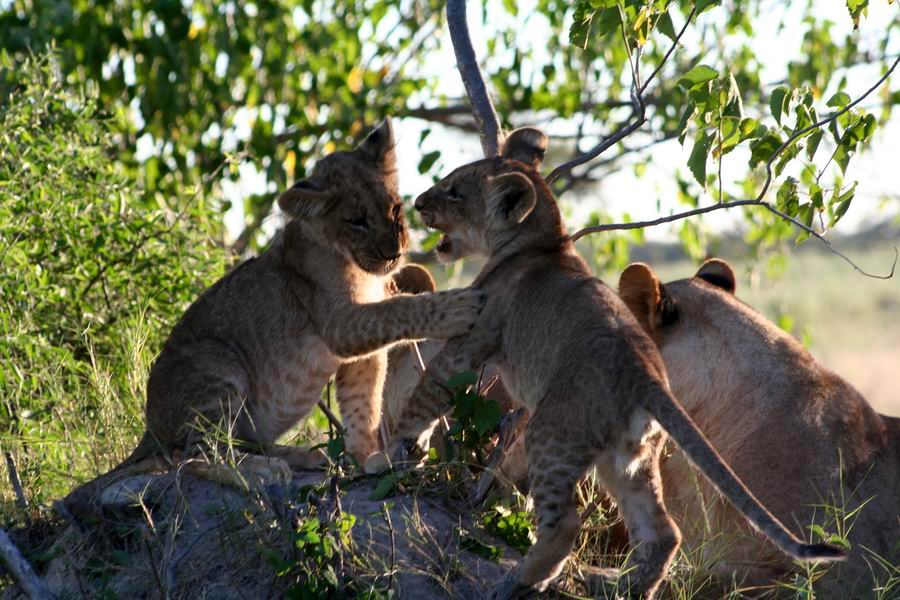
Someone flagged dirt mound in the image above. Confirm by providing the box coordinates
[2,470,518,599]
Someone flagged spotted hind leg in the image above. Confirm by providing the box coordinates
[491,413,595,599]
[594,427,681,599]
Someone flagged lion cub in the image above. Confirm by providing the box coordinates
[373,128,844,599]
[619,259,900,596]
[65,120,485,517]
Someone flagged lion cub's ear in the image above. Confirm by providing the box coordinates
[695,258,736,294]
[619,263,662,335]
[357,118,396,170]
[391,264,436,295]
[501,127,548,169]
[278,177,334,219]
[487,172,537,225]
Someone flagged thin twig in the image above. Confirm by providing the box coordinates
[0,527,53,600]
[446,0,503,157]
[639,7,698,95]
[570,199,760,239]
[546,6,697,183]
[318,399,345,435]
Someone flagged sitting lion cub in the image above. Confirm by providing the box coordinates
[65,119,485,517]
[619,259,900,597]
[372,128,844,599]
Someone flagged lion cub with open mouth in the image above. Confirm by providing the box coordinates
[371,128,844,599]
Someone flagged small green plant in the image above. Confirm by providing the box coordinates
[443,370,503,464]
[481,503,536,555]
[458,527,503,562]
[263,484,358,599]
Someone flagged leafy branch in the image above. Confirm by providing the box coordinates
[569,50,900,280]
[546,6,698,184]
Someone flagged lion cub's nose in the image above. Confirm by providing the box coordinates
[414,193,428,211]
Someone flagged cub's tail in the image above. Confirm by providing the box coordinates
[62,432,162,520]
[647,387,847,563]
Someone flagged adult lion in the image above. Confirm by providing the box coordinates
[619,258,900,597]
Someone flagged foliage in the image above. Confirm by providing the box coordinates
[0,55,229,506]
[443,370,503,465]
[0,0,448,250]
[265,499,357,600]
[480,503,536,555]
[1,0,894,261]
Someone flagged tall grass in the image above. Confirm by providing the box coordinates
[0,55,229,518]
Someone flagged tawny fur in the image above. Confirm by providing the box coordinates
[64,120,485,518]
[619,259,900,598]
[373,128,843,599]
[382,263,511,440]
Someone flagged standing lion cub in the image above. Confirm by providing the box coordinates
[619,259,900,597]
[371,128,844,599]
[65,119,485,517]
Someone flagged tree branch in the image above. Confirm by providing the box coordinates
[0,528,52,600]
[570,50,900,280]
[446,0,503,158]
[546,7,697,184]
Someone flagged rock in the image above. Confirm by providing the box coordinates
[3,468,521,599]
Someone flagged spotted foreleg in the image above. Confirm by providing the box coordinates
[335,352,387,463]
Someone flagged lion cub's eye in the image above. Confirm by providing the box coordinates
[346,216,369,230]
[447,185,463,201]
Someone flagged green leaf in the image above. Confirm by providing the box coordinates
[769,86,789,125]
[748,132,783,168]
[460,532,503,561]
[569,1,594,48]
[795,204,815,244]
[473,399,502,436]
[370,474,396,500]
[806,129,824,161]
[676,105,695,144]
[809,183,824,210]
[417,150,441,174]
[776,177,799,214]
[677,65,718,90]
[656,11,676,42]
[846,0,868,28]
[738,118,760,141]
[695,0,722,13]
[827,91,851,108]
[688,130,713,186]
[447,370,479,389]
[829,182,857,226]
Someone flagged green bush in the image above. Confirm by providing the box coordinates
[0,55,230,511]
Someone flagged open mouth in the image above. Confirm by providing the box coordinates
[435,233,452,255]
[422,213,453,255]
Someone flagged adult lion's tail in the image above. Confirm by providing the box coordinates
[63,432,161,520]
[647,387,847,562]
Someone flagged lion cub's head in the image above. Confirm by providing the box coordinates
[278,119,408,275]
[414,127,565,262]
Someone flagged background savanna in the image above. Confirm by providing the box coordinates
[1,0,898,597]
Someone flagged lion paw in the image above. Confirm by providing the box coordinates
[236,455,293,486]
